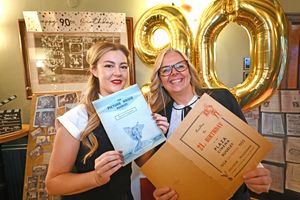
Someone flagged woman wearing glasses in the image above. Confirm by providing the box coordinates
[146,47,272,200]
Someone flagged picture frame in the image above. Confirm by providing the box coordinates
[243,57,250,70]
[18,17,136,99]
[243,71,249,81]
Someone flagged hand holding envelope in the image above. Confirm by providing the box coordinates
[142,93,272,200]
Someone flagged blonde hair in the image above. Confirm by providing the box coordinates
[80,42,131,164]
[149,47,203,113]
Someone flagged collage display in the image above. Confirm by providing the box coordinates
[244,89,300,194]
[33,93,77,127]
[24,92,79,200]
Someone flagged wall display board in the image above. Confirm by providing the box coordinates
[22,91,79,200]
[252,89,300,199]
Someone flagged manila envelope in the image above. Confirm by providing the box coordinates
[141,93,272,199]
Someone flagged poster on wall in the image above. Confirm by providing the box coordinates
[286,163,300,192]
[261,113,285,135]
[281,90,300,113]
[263,163,285,193]
[22,11,131,95]
[260,90,281,112]
[263,136,285,164]
[286,114,300,136]
[286,137,300,163]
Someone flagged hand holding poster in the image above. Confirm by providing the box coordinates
[92,84,166,165]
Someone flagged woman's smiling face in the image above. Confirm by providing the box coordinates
[91,50,128,96]
[159,51,192,96]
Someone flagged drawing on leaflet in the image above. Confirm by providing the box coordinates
[123,122,153,153]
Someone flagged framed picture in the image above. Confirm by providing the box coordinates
[243,71,249,81]
[243,57,250,70]
[18,17,136,99]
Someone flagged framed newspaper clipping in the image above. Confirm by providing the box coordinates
[18,12,135,99]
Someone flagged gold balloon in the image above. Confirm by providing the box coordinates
[134,4,194,65]
[195,0,288,111]
[141,82,151,102]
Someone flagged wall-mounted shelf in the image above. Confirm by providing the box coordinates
[0,124,29,143]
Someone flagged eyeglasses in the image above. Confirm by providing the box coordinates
[159,60,188,76]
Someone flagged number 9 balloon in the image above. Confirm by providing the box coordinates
[135,0,288,111]
[134,4,194,65]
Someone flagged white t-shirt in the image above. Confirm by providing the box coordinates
[57,104,88,140]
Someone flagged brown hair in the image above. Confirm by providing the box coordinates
[80,42,131,164]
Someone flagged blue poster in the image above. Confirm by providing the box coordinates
[92,84,166,165]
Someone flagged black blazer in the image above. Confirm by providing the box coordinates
[159,88,250,200]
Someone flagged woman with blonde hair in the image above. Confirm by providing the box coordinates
[45,42,168,200]
[147,47,272,200]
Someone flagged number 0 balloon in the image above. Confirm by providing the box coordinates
[134,0,288,111]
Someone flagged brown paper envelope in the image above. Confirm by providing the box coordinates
[141,142,232,200]
[142,93,273,199]
[168,93,272,187]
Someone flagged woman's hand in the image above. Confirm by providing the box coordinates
[243,167,272,194]
[94,150,124,186]
[153,113,169,134]
[153,187,178,200]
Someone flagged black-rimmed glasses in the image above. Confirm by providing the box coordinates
[159,60,188,76]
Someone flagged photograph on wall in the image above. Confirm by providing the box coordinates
[286,137,300,163]
[243,57,250,70]
[56,92,78,108]
[243,71,249,81]
[261,113,285,136]
[26,191,37,200]
[31,32,121,86]
[30,127,43,139]
[35,135,51,146]
[33,95,56,127]
[286,114,300,136]
[21,11,134,96]
[32,164,48,176]
[263,136,285,164]
[27,176,38,192]
[260,90,281,112]
[29,145,43,160]
[281,90,300,113]
[47,126,56,135]
[286,163,300,192]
